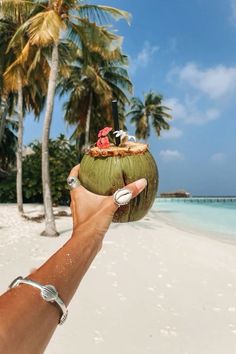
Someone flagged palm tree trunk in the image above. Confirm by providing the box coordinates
[16,76,24,214]
[0,97,8,146]
[41,43,59,236]
[84,92,93,147]
[145,115,150,144]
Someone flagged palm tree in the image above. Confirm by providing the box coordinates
[10,0,130,235]
[0,12,18,145]
[60,45,132,157]
[127,91,172,142]
[0,1,48,214]
[0,1,33,213]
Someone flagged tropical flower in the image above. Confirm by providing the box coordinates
[98,126,112,137]
[113,130,136,143]
[96,136,110,149]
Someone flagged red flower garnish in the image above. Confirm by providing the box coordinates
[96,136,110,149]
[98,126,112,137]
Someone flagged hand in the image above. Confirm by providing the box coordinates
[68,164,147,239]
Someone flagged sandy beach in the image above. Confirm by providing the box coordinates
[1,204,236,354]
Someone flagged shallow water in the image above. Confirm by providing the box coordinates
[153,198,236,240]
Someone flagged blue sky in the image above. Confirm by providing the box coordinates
[24,0,236,196]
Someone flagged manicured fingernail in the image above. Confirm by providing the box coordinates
[135,178,147,191]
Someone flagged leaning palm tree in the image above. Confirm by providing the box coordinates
[127,91,172,142]
[10,0,131,235]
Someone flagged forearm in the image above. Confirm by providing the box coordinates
[0,225,103,354]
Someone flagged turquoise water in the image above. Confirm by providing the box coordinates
[153,198,236,239]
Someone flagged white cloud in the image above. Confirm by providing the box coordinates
[130,41,159,74]
[164,97,220,125]
[205,109,220,121]
[164,98,187,120]
[174,63,236,99]
[159,149,184,162]
[161,126,183,139]
[186,107,220,125]
[211,153,227,163]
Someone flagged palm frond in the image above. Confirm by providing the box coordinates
[27,47,41,75]
[126,109,142,117]
[161,105,172,111]
[4,65,28,92]
[27,10,65,46]
[75,4,131,25]
[64,88,89,127]
[69,18,121,58]
[103,71,133,94]
[7,19,31,52]
[0,0,35,21]
[101,65,129,77]
[130,97,144,110]
[3,42,31,91]
[152,116,170,136]
[83,65,112,100]
[105,82,129,105]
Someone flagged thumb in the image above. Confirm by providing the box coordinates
[90,178,148,238]
[125,178,147,198]
[105,178,148,213]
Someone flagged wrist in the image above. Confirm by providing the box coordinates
[72,223,104,252]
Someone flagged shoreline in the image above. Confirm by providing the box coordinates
[153,198,236,245]
[152,209,236,246]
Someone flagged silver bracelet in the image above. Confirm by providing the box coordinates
[9,276,68,325]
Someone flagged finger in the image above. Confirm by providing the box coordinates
[105,178,148,212]
[125,178,147,198]
[68,164,80,178]
[68,164,81,194]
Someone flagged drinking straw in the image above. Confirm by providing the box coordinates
[112,100,120,146]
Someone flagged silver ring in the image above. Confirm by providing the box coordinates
[67,176,81,190]
[113,188,132,207]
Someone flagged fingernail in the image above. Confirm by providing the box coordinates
[135,178,147,191]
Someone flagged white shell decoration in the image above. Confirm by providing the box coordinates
[113,188,132,206]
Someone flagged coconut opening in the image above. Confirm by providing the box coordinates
[87,142,148,157]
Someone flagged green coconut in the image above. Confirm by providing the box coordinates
[78,142,158,223]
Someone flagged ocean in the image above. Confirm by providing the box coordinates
[153,198,236,241]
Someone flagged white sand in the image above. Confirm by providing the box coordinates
[1,204,236,354]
